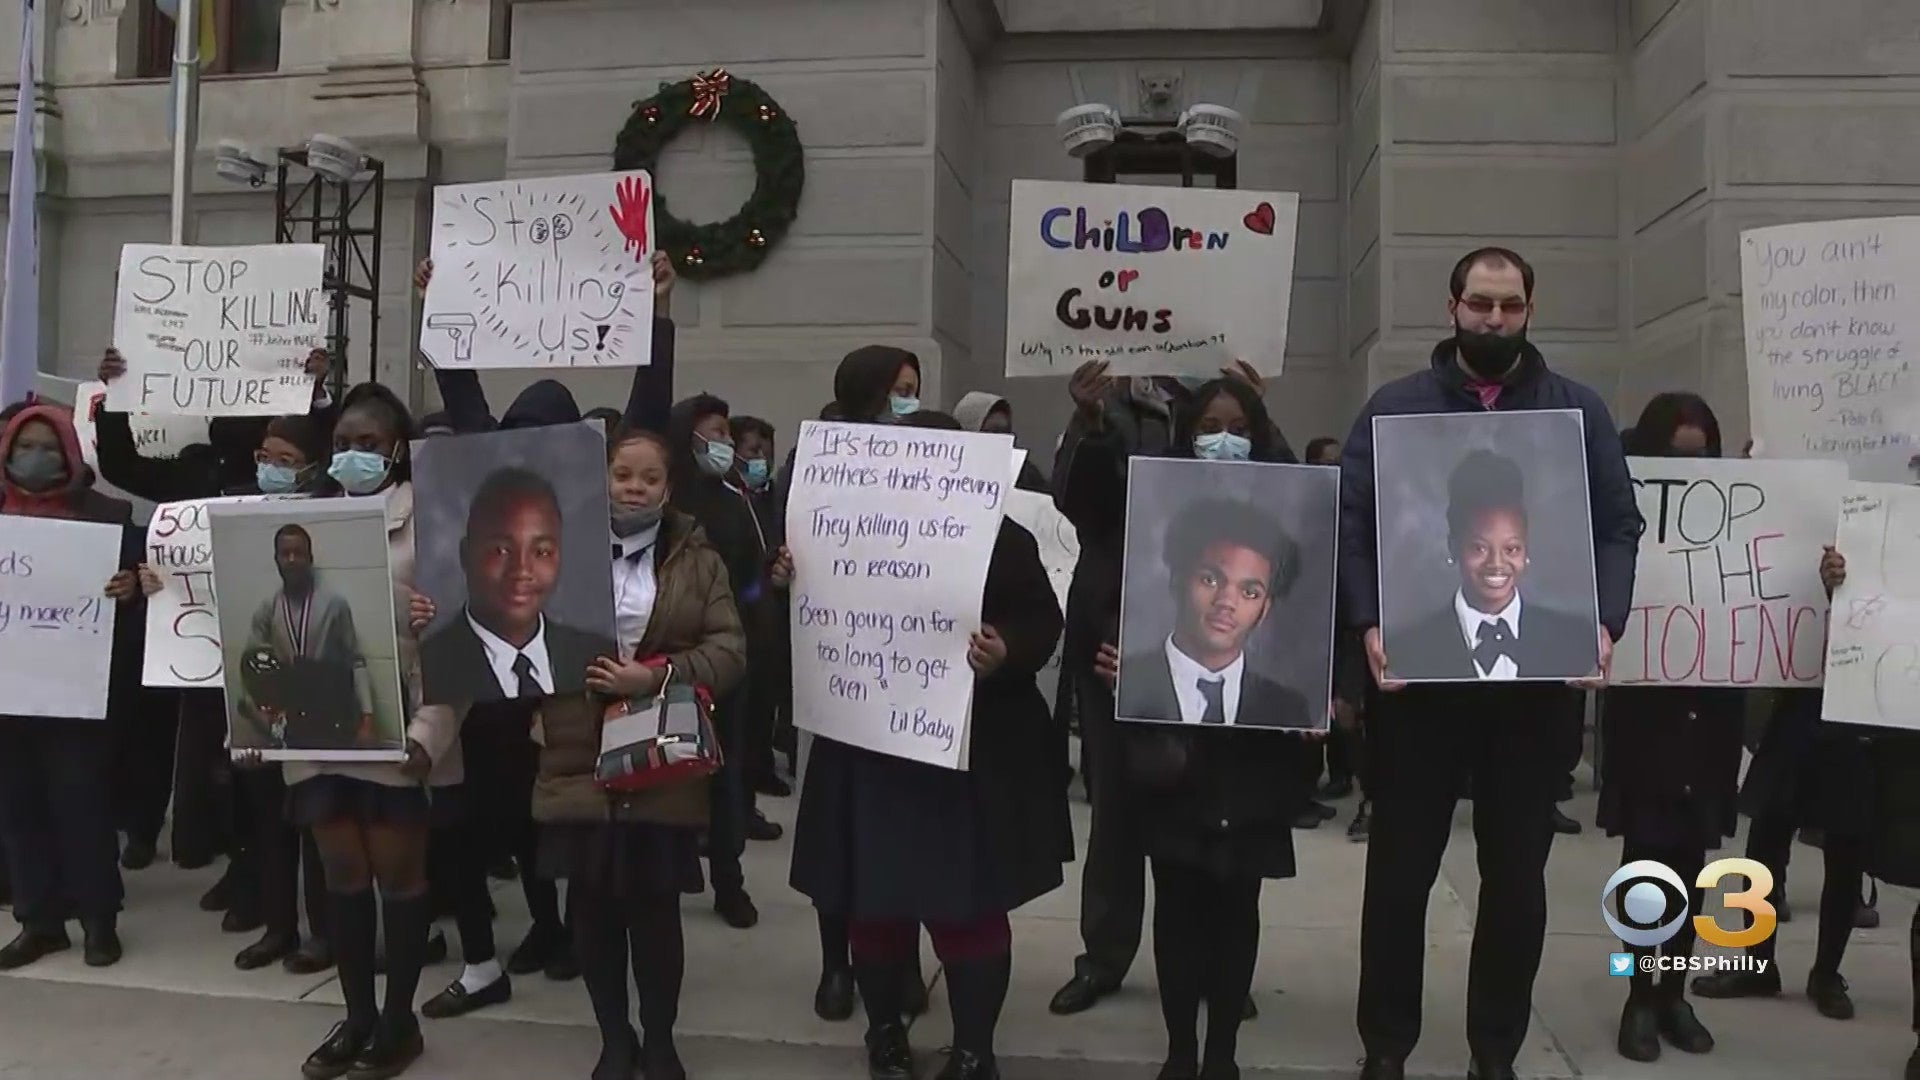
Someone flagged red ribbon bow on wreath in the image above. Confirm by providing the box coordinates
[689,68,733,121]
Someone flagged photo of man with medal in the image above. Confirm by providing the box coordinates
[234,523,376,751]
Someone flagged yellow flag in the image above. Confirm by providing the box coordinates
[194,0,217,66]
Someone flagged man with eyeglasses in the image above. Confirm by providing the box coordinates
[1336,247,1642,1080]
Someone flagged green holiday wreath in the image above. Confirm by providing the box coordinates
[612,70,805,281]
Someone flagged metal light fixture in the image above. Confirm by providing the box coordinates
[1055,104,1122,158]
[214,139,270,188]
[304,134,366,182]
[1177,104,1245,158]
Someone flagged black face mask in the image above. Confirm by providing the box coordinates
[1453,325,1529,381]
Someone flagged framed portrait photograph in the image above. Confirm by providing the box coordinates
[1373,409,1600,683]
[209,498,408,763]
[1115,457,1338,732]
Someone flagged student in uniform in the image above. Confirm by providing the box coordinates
[293,383,463,1080]
[531,424,746,1080]
[725,415,792,800]
[1599,393,1745,1061]
[0,404,145,970]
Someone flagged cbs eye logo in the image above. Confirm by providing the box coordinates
[1599,858,1777,949]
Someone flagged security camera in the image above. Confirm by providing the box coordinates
[1178,104,1245,159]
[1055,104,1122,158]
[214,139,269,188]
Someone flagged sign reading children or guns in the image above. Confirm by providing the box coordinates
[786,421,1013,770]
[1742,216,1920,481]
[1004,179,1299,378]
[1615,457,1841,687]
[107,243,325,417]
[0,516,123,719]
[143,496,275,688]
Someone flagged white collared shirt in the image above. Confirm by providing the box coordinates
[611,524,662,657]
[1164,635,1244,725]
[1454,590,1522,680]
[467,610,554,697]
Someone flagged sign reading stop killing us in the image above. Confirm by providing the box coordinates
[107,243,326,417]
[1614,457,1844,687]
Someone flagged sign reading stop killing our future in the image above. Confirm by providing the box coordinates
[143,495,280,688]
[0,516,123,719]
[1742,216,1920,481]
[1004,179,1300,379]
[419,170,657,370]
[1615,457,1843,687]
[107,243,326,417]
[786,421,1014,770]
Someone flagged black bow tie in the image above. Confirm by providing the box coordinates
[1473,618,1516,672]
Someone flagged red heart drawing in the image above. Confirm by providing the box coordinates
[1243,202,1276,235]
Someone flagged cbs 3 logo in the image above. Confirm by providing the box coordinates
[1600,858,1777,949]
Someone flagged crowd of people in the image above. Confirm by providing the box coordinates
[0,244,1917,1080]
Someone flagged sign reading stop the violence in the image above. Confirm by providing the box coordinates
[1615,457,1844,687]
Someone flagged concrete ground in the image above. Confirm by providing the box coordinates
[0,775,1915,1080]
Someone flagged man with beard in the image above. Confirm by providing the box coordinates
[236,524,376,752]
[1338,247,1641,1080]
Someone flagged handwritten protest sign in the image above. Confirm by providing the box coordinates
[0,517,122,718]
[420,171,657,369]
[1616,458,1841,687]
[72,380,210,464]
[1005,487,1079,709]
[1821,483,1920,729]
[143,495,279,687]
[1743,216,1920,481]
[1005,179,1298,378]
[786,421,1013,769]
[107,243,324,417]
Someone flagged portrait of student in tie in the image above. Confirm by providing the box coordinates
[412,422,619,706]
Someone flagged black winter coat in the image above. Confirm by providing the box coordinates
[789,518,1070,922]
[1596,686,1745,849]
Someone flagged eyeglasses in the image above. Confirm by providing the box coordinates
[1455,296,1529,316]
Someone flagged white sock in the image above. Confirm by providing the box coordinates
[459,959,503,993]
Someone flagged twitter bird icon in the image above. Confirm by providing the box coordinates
[1609,953,1634,976]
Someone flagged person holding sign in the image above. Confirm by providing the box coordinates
[1340,248,1641,1080]
[783,409,1069,1080]
[1598,395,1746,1062]
[0,404,145,971]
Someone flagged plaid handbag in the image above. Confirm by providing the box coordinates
[594,661,724,793]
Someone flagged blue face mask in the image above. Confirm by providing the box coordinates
[1193,431,1252,462]
[742,457,770,489]
[256,461,303,494]
[889,394,921,418]
[696,435,735,478]
[328,449,391,495]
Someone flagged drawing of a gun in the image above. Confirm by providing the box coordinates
[427,313,477,364]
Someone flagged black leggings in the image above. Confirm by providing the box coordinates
[572,884,684,1056]
[1150,858,1262,1073]
[1746,812,1864,975]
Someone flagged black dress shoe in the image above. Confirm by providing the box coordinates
[82,918,122,967]
[1691,969,1780,999]
[937,1048,998,1079]
[236,931,299,971]
[1549,806,1582,835]
[1357,1058,1405,1080]
[715,889,760,929]
[421,973,512,1019]
[815,966,857,1021]
[590,1027,639,1080]
[756,773,793,798]
[285,939,336,975]
[302,1021,370,1080]
[1348,802,1371,842]
[1048,972,1116,1015]
[746,808,784,842]
[1808,970,1855,1019]
[0,926,69,970]
[904,967,930,1018]
[120,838,157,871]
[1320,775,1355,799]
[1657,995,1714,1053]
[1616,996,1660,1061]
[346,1015,423,1080]
[865,1022,914,1080]
[505,923,563,976]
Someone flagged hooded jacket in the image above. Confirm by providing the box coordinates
[953,390,1049,494]
[499,379,582,430]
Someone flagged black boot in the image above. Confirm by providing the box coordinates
[1616,985,1660,1062]
[1656,979,1713,1053]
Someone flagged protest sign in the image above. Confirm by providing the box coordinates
[1823,482,1920,730]
[1615,458,1841,687]
[107,243,325,417]
[786,421,1013,769]
[0,516,122,719]
[143,495,280,687]
[420,171,657,370]
[72,380,209,463]
[1005,179,1298,378]
[1742,216,1920,481]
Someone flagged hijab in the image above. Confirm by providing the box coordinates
[823,345,920,423]
[952,391,1006,434]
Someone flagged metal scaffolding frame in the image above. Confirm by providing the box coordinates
[273,149,386,400]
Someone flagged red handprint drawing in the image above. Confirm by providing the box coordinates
[610,176,652,261]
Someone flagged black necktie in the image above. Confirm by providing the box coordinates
[614,542,652,564]
[1473,618,1516,673]
[1198,678,1227,725]
[511,653,544,698]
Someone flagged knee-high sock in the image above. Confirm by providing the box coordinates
[1814,834,1865,977]
[818,908,850,972]
[572,889,635,1048]
[1151,860,1204,1068]
[629,895,685,1056]
[380,892,430,1023]
[943,952,1011,1057]
[329,889,379,1031]
[1203,877,1263,1072]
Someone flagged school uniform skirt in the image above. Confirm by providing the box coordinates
[1737,688,1876,837]
[287,774,464,831]
[536,822,703,901]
